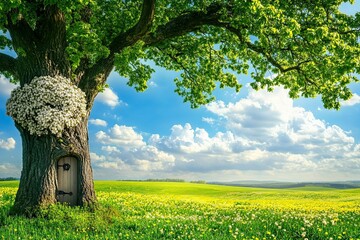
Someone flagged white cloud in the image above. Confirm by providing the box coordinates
[0,76,17,97]
[202,117,215,124]
[94,146,175,172]
[206,87,354,145]
[90,86,360,181]
[89,118,108,127]
[148,81,157,87]
[341,93,360,107]
[101,146,121,153]
[148,87,360,175]
[96,124,145,148]
[92,148,175,172]
[149,123,254,155]
[93,124,176,172]
[207,87,294,139]
[121,145,175,171]
[90,152,106,162]
[96,88,122,107]
[0,163,20,178]
[0,138,16,150]
[97,161,124,169]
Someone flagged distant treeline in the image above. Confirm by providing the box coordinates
[210,182,360,189]
[190,180,207,184]
[146,178,185,182]
[118,179,207,184]
[0,177,19,181]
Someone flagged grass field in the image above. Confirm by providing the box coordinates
[0,181,360,239]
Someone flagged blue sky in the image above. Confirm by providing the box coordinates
[1,2,360,182]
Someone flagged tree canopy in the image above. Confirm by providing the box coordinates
[0,0,359,108]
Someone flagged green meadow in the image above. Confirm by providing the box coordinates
[0,181,360,239]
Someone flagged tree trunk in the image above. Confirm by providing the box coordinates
[4,4,102,216]
[11,114,96,216]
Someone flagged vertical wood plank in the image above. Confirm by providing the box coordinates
[57,157,77,205]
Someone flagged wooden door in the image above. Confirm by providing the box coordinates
[57,157,78,205]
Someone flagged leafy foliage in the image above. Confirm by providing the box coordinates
[0,0,359,108]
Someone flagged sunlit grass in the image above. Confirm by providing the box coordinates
[1,181,359,239]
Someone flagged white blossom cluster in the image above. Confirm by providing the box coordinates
[6,75,87,136]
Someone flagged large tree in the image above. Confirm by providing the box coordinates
[0,0,359,215]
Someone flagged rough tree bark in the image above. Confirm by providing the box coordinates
[12,116,96,215]
[7,5,100,215]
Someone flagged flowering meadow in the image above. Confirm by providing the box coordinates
[0,181,359,239]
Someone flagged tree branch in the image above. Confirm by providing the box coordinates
[109,0,156,54]
[141,1,318,77]
[0,53,18,78]
[144,3,224,46]
[79,0,156,97]
[6,10,37,54]
[220,23,312,74]
[81,1,222,85]
[80,2,227,101]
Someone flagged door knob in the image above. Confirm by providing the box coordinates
[57,163,71,171]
